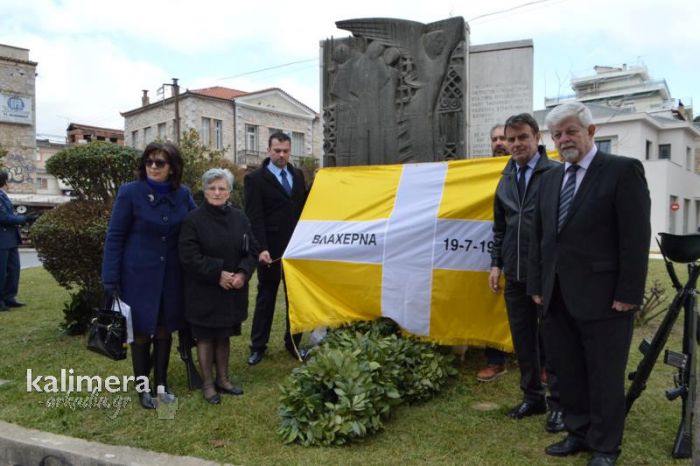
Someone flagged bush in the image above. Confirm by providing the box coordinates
[31,200,111,291]
[45,142,139,201]
[31,200,112,333]
[278,319,456,446]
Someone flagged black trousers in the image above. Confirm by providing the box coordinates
[249,260,300,353]
[543,280,633,454]
[504,279,559,408]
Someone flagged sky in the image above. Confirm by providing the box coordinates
[1,0,698,136]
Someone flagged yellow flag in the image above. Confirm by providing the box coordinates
[283,157,515,350]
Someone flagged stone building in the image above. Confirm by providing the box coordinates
[122,85,321,167]
[0,43,37,194]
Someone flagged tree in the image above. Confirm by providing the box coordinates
[33,142,139,333]
[178,129,246,207]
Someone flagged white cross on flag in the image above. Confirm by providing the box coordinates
[283,158,513,350]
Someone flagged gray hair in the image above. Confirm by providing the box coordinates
[489,124,505,139]
[544,102,594,130]
[202,168,234,192]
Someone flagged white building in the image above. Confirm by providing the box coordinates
[122,85,322,167]
[535,104,700,248]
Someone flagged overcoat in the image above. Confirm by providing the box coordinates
[102,180,196,335]
[0,191,25,249]
[178,202,258,329]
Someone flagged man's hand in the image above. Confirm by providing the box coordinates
[488,267,502,293]
[259,250,272,265]
[532,295,543,305]
[612,301,637,312]
[231,272,246,290]
[219,271,235,290]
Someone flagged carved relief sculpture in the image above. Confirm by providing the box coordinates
[322,17,467,166]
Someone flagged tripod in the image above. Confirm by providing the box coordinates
[626,233,700,459]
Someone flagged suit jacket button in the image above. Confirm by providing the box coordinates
[162,216,168,222]
[161,236,166,242]
[160,256,165,261]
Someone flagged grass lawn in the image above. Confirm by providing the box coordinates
[0,260,693,465]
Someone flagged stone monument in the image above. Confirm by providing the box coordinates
[468,40,533,157]
[321,17,468,166]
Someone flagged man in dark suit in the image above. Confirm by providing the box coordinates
[528,102,651,466]
[245,132,306,365]
[488,114,562,433]
[0,170,36,311]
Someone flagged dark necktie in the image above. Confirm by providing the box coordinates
[558,164,580,231]
[280,170,292,196]
[517,165,528,200]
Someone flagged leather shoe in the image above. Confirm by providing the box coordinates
[0,305,9,312]
[507,400,546,419]
[247,351,264,366]
[204,392,221,405]
[545,409,565,433]
[138,391,156,410]
[215,383,243,396]
[545,435,590,457]
[5,300,25,308]
[588,453,618,466]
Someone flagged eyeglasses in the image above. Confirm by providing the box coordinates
[145,159,168,168]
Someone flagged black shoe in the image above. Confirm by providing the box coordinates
[545,409,565,433]
[507,400,547,419]
[203,391,221,405]
[588,453,618,466]
[5,300,25,308]
[138,391,156,409]
[545,435,590,457]
[247,351,264,366]
[215,383,243,396]
[0,305,9,312]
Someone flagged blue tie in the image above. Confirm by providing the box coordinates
[280,170,292,196]
[517,165,528,200]
[558,164,580,231]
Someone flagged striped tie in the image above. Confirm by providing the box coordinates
[558,164,580,231]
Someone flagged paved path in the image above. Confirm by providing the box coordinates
[20,248,41,269]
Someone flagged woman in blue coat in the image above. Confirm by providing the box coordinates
[102,142,195,409]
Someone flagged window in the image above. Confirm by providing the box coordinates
[201,117,211,146]
[645,140,652,160]
[246,125,258,152]
[659,144,671,160]
[292,131,304,156]
[595,139,611,154]
[143,127,152,144]
[684,199,690,233]
[686,147,693,171]
[158,123,167,140]
[35,177,48,190]
[214,119,223,149]
[131,130,138,147]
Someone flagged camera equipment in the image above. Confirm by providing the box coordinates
[626,233,700,459]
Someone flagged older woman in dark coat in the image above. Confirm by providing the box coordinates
[179,168,258,404]
[102,142,196,409]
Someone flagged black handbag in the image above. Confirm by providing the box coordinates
[86,295,128,360]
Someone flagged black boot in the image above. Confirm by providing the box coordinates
[131,340,155,410]
[178,328,203,390]
[153,335,177,403]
